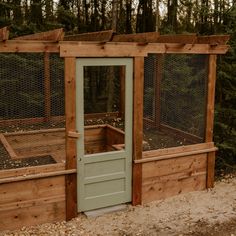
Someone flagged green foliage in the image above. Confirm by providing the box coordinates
[214,6,236,174]
[161,54,207,137]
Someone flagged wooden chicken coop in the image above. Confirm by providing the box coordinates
[0,27,229,230]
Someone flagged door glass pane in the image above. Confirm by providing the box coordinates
[84,65,125,155]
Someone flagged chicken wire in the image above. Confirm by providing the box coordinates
[0,52,64,126]
[0,52,65,170]
[143,54,208,151]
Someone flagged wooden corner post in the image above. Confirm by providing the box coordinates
[206,54,217,188]
[65,57,77,220]
[132,57,144,205]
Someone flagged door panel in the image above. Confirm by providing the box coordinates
[76,58,133,212]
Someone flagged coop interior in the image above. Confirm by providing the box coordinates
[142,54,208,153]
[0,53,127,171]
[0,52,208,171]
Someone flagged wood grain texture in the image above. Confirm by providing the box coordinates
[207,151,216,188]
[0,197,65,230]
[0,26,9,41]
[112,32,160,43]
[142,154,207,203]
[0,163,65,179]
[0,176,66,231]
[132,57,144,205]
[64,57,77,220]
[60,42,229,58]
[13,28,64,41]
[206,55,217,142]
[143,142,214,159]
[64,30,114,42]
[0,41,59,53]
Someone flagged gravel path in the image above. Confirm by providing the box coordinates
[1,176,236,236]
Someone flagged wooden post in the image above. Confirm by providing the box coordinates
[132,57,144,205]
[206,54,217,188]
[154,54,163,129]
[44,52,51,122]
[64,57,77,220]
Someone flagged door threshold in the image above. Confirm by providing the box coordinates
[84,204,127,218]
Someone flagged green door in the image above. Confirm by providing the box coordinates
[76,58,133,212]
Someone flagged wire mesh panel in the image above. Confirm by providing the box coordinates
[143,54,208,151]
[0,52,65,170]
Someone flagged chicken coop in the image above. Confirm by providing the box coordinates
[0,27,229,230]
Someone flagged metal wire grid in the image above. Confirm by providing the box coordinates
[0,53,65,129]
[161,54,208,137]
[143,54,208,150]
[0,53,45,120]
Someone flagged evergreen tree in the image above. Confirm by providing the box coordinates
[214,4,236,174]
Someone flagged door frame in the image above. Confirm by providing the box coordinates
[75,58,133,212]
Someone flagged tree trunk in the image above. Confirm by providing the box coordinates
[112,0,118,31]
[155,0,160,32]
[30,0,43,28]
[45,0,53,22]
[125,0,132,33]
[13,0,23,24]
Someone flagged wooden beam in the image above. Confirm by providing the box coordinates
[132,57,144,205]
[0,27,9,41]
[197,35,230,45]
[135,147,217,163]
[64,30,114,42]
[0,163,65,179]
[0,169,76,184]
[112,32,160,43]
[205,54,217,189]
[64,57,77,220]
[205,55,217,142]
[60,42,229,57]
[44,52,51,121]
[0,41,59,53]
[0,134,18,159]
[143,142,214,158]
[206,151,216,188]
[13,28,64,41]
[156,34,197,44]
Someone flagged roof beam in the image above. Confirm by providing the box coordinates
[112,32,160,43]
[13,28,64,41]
[0,27,9,41]
[0,40,59,53]
[156,34,197,44]
[60,42,229,57]
[197,35,230,45]
[64,30,114,42]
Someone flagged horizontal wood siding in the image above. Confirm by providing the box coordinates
[0,176,65,231]
[142,153,207,203]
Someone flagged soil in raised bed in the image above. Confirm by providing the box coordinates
[143,128,194,151]
[0,143,56,170]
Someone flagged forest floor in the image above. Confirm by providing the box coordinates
[1,174,236,236]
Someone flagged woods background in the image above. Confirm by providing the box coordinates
[0,0,235,175]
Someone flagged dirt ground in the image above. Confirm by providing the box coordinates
[1,174,236,236]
